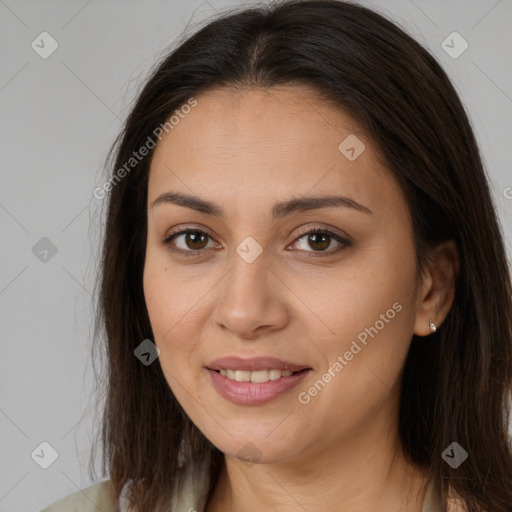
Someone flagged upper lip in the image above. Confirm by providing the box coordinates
[207,356,310,372]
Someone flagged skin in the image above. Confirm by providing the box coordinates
[143,85,459,512]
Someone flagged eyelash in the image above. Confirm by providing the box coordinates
[161,225,351,258]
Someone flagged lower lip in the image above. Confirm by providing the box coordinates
[207,368,310,405]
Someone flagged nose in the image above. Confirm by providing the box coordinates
[213,246,289,340]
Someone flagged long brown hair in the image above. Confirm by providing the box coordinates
[89,1,512,511]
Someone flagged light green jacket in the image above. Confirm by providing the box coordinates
[39,461,444,512]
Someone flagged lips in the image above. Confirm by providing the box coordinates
[207,356,310,373]
[207,367,311,405]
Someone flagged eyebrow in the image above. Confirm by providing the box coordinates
[150,191,373,219]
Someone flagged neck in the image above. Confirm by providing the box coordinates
[205,401,430,512]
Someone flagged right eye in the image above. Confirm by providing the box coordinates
[162,228,219,256]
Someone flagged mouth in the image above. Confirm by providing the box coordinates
[207,355,310,373]
[205,356,312,405]
[211,368,309,383]
[206,367,311,405]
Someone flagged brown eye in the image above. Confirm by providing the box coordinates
[291,228,350,255]
[163,226,351,258]
[305,232,331,251]
[163,229,215,254]
[182,231,209,250]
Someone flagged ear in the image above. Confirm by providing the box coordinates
[413,239,460,337]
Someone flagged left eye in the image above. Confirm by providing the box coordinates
[162,227,350,257]
[291,228,349,254]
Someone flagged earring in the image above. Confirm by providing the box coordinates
[429,319,437,333]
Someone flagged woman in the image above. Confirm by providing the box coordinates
[40,1,512,511]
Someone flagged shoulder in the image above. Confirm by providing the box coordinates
[422,478,471,512]
[39,480,118,512]
[446,484,470,512]
[39,459,211,512]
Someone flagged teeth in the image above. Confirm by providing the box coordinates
[235,370,250,382]
[218,368,295,382]
[269,369,282,380]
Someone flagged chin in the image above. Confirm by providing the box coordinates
[205,431,304,466]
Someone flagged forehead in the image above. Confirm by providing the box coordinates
[148,85,405,219]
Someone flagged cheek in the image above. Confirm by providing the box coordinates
[143,259,207,419]
[142,251,202,371]
[295,288,416,438]
[303,240,418,401]
[143,242,197,336]
[312,250,416,353]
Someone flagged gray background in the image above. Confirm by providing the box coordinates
[0,1,510,510]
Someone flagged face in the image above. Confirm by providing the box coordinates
[143,85,421,464]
